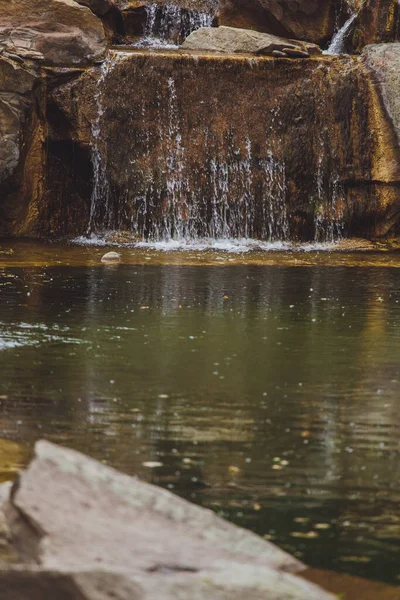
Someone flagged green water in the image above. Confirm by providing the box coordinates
[1,242,400,584]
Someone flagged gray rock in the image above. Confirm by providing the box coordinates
[181,26,321,57]
[363,43,400,146]
[0,440,335,599]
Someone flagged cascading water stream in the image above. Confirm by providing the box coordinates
[135,4,214,48]
[88,52,131,234]
[324,11,357,55]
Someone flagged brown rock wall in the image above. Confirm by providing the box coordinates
[41,50,400,241]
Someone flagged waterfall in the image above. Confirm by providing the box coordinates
[88,52,130,233]
[137,4,214,48]
[87,51,350,245]
[325,12,357,55]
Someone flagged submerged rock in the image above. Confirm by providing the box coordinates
[0,0,106,66]
[0,440,334,599]
[181,25,321,56]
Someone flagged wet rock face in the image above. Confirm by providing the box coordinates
[0,440,335,600]
[349,0,400,53]
[0,0,106,66]
[45,50,399,241]
[0,56,44,237]
[181,25,321,55]
[218,0,338,45]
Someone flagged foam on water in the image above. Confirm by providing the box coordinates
[72,235,340,253]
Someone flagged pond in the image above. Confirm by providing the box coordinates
[1,241,400,586]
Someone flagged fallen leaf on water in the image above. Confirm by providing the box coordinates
[291,531,319,539]
[294,517,310,524]
[228,465,240,474]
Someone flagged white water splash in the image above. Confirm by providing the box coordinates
[88,52,131,233]
[325,12,357,55]
[135,4,214,48]
[72,235,340,253]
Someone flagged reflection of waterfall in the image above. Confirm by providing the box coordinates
[138,4,213,47]
[325,12,357,55]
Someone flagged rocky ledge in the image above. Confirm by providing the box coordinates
[181,26,321,56]
[0,440,334,599]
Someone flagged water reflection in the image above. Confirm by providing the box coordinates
[1,249,400,583]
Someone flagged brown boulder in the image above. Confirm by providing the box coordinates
[180,25,321,55]
[0,0,106,66]
[76,0,113,16]
[218,0,338,45]
[0,57,38,185]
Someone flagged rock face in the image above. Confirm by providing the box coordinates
[363,43,400,144]
[32,49,399,241]
[0,440,335,599]
[181,25,321,55]
[349,0,400,53]
[0,0,106,66]
[76,0,113,16]
[0,56,45,238]
[0,58,37,185]
[218,0,339,45]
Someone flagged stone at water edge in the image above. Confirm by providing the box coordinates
[0,440,335,599]
[180,26,321,56]
[101,251,121,262]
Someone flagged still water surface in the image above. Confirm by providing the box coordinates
[1,242,400,584]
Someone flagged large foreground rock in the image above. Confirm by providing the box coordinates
[0,0,106,66]
[181,25,321,56]
[363,43,400,144]
[0,440,334,599]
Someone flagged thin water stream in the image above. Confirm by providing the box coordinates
[1,241,400,586]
